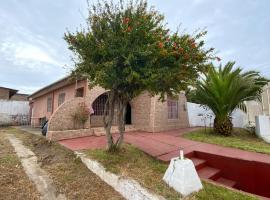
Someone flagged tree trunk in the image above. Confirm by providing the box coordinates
[103,91,116,151]
[214,116,233,136]
[115,98,127,148]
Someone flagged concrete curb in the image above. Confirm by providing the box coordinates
[75,151,166,200]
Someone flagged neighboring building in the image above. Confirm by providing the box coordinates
[29,76,190,132]
[0,86,28,101]
[0,86,29,126]
[244,83,270,124]
[0,86,18,100]
[262,83,270,116]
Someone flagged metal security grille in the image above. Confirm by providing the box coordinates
[167,99,179,119]
[92,94,108,116]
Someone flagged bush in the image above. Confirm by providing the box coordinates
[71,103,90,129]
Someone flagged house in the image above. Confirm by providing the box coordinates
[28,76,189,139]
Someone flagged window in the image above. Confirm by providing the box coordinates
[47,97,52,112]
[75,87,84,97]
[92,94,108,115]
[58,93,65,106]
[167,99,179,119]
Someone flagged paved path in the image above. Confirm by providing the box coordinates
[59,127,270,164]
[7,134,66,200]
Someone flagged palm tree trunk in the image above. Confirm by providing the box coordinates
[214,116,233,136]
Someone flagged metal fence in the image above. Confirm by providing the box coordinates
[0,100,30,126]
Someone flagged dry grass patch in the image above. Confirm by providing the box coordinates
[0,128,39,200]
[8,127,123,200]
[85,144,257,200]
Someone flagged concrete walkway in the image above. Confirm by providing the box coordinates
[7,134,66,200]
[59,127,270,164]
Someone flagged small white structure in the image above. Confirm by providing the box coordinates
[255,115,270,143]
[163,151,203,197]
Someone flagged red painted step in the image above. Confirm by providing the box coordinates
[197,166,221,180]
[189,157,207,170]
[216,177,237,188]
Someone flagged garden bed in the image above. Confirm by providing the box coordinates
[183,128,270,155]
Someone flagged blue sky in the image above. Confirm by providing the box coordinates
[0,0,269,94]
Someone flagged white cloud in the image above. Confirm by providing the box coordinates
[1,41,63,67]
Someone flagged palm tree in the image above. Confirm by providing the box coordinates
[189,62,268,136]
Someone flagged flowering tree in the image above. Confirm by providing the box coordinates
[65,0,214,151]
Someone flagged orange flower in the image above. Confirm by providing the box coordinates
[158,42,164,48]
[123,17,130,24]
[127,26,132,32]
[191,42,196,48]
[179,47,184,53]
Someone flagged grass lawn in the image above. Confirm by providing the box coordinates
[184,128,270,155]
[0,129,39,200]
[5,127,123,200]
[85,144,257,200]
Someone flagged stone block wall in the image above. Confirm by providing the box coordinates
[151,93,190,132]
[48,97,90,132]
[47,129,93,141]
[130,92,152,132]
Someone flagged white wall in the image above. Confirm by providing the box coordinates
[187,102,248,128]
[0,100,30,125]
[255,115,270,143]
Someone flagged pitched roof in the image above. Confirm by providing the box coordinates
[28,76,73,99]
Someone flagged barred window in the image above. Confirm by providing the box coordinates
[58,93,65,106]
[76,87,84,97]
[167,99,178,119]
[47,97,52,112]
[92,94,108,116]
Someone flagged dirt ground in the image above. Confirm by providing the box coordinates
[8,127,124,200]
[0,129,39,200]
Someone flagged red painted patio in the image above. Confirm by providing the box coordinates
[59,128,270,199]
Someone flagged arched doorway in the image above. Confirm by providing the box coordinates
[91,93,108,127]
[125,103,132,125]
[91,93,132,127]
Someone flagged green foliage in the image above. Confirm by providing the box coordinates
[189,62,268,135]
[65,0,214,150]
[64,0,214,100]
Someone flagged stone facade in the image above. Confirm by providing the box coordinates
[29,77,190,139]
